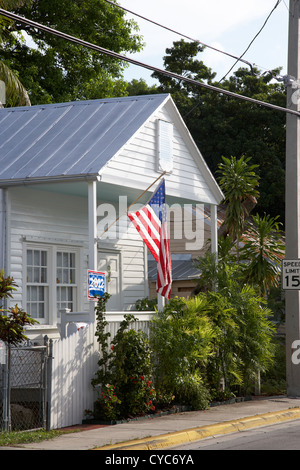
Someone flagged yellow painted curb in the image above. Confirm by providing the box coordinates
[94,407,300,450]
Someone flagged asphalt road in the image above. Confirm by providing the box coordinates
[171,419,300,450]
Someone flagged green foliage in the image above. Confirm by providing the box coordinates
[173,374,211,411]
[135,297,157,311]
[150,296,214,409]
[92,300,156,420]
[152,40,286,222]
[241,214,284,295]
[0,270,17,300]
[195,263,277,395]
[260,338,286,396]
[0,270,38,346]
[1,0,144,104]
[217,155,260,250]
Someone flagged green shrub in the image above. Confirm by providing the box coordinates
[92,302,156,420]
[174,374,210,410]
[150,296,214,409]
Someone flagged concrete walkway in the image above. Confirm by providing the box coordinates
[2,396,300,450]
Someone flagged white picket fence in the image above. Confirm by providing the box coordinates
[49,313,153,429]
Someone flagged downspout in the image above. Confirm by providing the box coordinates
[0,188,8,309]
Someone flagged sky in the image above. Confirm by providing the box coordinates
[118,0,290,85]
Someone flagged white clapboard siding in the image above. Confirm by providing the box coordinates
[50,314,152,429]
[9,186,147,314]
[101,103,217,204]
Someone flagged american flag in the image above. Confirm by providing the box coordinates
[127,179,172,299]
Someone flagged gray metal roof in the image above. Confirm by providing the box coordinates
[148,254,201,282]
[0,94,169,184]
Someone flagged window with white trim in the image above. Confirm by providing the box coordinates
[26,248,49,322]
[25,244,79,325]
[56,251,77,314]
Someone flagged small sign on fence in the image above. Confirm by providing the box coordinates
[87,270,105,300]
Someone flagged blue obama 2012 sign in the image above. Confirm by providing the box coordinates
[88,270,106,299]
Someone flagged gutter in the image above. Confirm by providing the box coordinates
[0,174,101,189]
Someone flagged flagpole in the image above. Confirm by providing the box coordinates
[98,171,167,239]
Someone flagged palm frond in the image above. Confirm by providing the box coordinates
[0,61,31,107]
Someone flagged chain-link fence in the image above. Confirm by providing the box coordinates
[0,337,52,432]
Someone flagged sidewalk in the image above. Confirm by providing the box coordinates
[3,396,300,450]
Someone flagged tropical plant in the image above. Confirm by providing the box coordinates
[0,0,31,107]
[0,270,38,346]
[203,282,276,396]
[217,155,260,259]
[240,214,284,296]
[150,296,214,409]
[92,307,155,420]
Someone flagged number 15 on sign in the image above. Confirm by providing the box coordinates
[282,260,300,290]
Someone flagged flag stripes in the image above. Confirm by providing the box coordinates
[127,179,172,299]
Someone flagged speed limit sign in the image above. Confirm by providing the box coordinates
[282,260,300,290]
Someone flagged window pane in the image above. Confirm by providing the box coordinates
[63,252,69,267]
[27,250,33,266]
[70,268,75,283]
[57,286,75,314]
[56,251,76,285]
[27,267,33,283]
[41,267,47,283]
[70,253,75,268]
[41,251,47,267]
[34,250,40,266]
[27,286,46,319]
[38,286,44,301]
[57,252,62,267]
[57,268,62,284]
[63,269,69,284]
[34,267,40,283]
[27,249,47,283]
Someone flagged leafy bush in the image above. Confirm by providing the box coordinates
[150,296,214,409]
[174,374,211,410]
[92,298,156,420]
[0,270,38,346]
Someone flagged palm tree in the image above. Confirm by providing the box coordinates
[241,214,285,296]
[0,0,31,107]
[217,155,260,260]
[0,61,31,106]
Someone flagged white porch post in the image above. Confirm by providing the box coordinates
[211,204,218,259]
[211,204,218,293]
[157,294,165,311]
[88,180,98,319]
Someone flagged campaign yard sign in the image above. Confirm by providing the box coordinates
[88,270,105,300]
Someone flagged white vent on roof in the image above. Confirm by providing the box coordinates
[157,119,173,173]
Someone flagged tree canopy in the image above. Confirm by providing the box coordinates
[0,0,143,104]
[143,40,287,223]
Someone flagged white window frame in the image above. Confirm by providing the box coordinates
[26,247,50,325]
[24,243,80,326]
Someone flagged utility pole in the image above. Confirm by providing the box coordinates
[285,0,300,396]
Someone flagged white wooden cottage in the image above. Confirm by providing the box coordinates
[0,94,223,344]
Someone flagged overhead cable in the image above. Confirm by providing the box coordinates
[0,8,298,117]
[220,0,283,81]
[104,0,254,74]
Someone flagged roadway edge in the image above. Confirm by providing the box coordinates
[94,407,300,450]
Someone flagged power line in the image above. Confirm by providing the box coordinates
[185,0,283,118]
[0,8,298,117]
[103,0,255,75]
[220,0,282,81]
